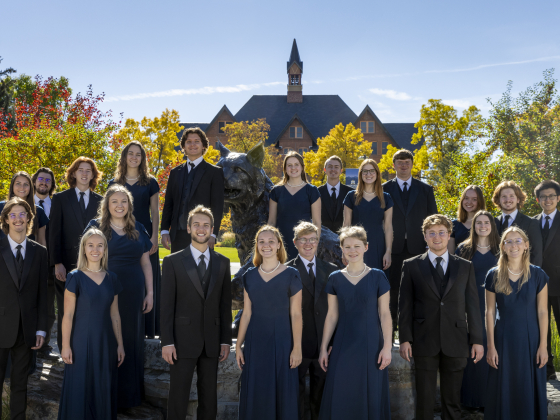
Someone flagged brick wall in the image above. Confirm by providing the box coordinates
[206,110,235,149]
[277,119,313,155]
[355,112,399,162]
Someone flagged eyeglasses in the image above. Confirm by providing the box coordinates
[427,231,449,238]
[504,239,524,246]
[539,194,558,202]
[362,170,376,175]
[37,177,52,183]
[297,237,318,244]
[8,212,27,220]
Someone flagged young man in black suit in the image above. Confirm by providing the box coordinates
[382,149,438,330]
[318,156,353,234]
[534,179,560,380]
[160,205,232,420]
[161,127,224,253]
[0,197,48,420]
[32,167,58,360]
[398,214,483,420]
[493,180,542,266]
[49,157,103,353]
[286,221,337,420]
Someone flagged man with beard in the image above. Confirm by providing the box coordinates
[160,205,232,420]
[31,168,58,360]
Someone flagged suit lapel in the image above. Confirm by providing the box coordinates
[206,250,224,298]
[442,255,459,298]
[188,160,207,202]
[19,240,35,291]
[546,214,560,251]
[295,257,314,296]
[180,247,204,299]
[314,259,328,305]
[334,187,346,220]
[68,190,85,228]
[406,179,420,215]
[0,237,19,288]
[418,253,440,298]
[85,193,101,225]
[389,180,405,215]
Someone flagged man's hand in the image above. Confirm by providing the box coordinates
[162,345,177,365]
[31,335,45,350]
[219,344,230,362]
[471,344,484,364]
[162,234,171,250]
[399,341,412,362]
[208,236,216,249]
[55,263,67,282]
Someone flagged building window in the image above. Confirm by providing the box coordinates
[372,142,378,155]
[218,121,232,133]
[360,121,375,133]
[283,148,290,154]
[298,148,308,154]
[289,126,303,138]
[215,141,219,148]
[382,141,388,155]
[290,74,300,85]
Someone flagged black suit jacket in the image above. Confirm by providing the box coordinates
[286,256,338,358]
[48,188,102,270]
[398,252,483,358]
[160,246,232,358]
[161,160,224,241]
[318,183,353,234]
[0,237,48,348]
[496,211,543,267]
[382,178,438,255]
[534,212,560,295]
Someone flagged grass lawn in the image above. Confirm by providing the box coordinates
[158,244,240,263]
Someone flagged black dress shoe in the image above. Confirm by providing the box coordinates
[38,349,59,361]
[548,373,557,381]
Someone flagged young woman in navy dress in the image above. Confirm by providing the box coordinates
[110,141,161,338]
[268,151,321,260]
[455,210,499,411]
[236,225,303,420]
[319,226,392,420]
[485,226,548,420]
[85,184,153,410]
[448,185,485,253]
[58,228,124,420]
[343,159,393,271]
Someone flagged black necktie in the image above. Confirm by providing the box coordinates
[503,215,511,230]
[197,254,207,282]
[543,216,551,246]
[403,182,408,193]
[331,187,337,214]
[308,262,315,290]
[38,200,44,208]
[435,257,444,280]
[79,192,86,214]
[189,162,195,173]
[15,245,24,280]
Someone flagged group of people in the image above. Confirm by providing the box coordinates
[0,124,558,420]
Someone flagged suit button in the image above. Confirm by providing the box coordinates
[441,302,444,306]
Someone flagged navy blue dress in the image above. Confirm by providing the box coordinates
[58,270,122,420]
[109,177,161,338]
[484,266,548,420]
[319,269,391,420]
[239,266,302,420]
[0,200,48,242]
[270,184,320,260]
[343,192,393,270]
[456,246,498,408]
[84,219,152,408]
[451,219,471,247]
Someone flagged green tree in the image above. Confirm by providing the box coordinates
[0,57,17,133]
[303,123,372,186]
[377,144,429,180]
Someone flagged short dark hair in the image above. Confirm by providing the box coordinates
[324,155,343,168]
[180,127,209,152]
[392,149,414,163]
[1,197,33,235]
[534,179,560,199]
[32,167,57,196]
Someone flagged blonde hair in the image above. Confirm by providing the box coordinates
[187,205,214,227]
[252,225,288,266]
[492,226,531,295]
[293,221,318,241]
[96,184,139,241]
[422,214,452,235]
[76,228,109,272]
[354,159,384,207]
[339,225,368,247]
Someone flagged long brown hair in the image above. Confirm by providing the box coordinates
[96,184,139,241]
[492,226,531,295]
[7,171,38,236]
[114,141,152,186]
[279,151,307,186]
[65,156,103,190]
[459,210,500,261]
[355,159,385,207]
[252,225,288,266]
[457,185,486,223]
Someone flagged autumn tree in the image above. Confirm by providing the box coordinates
[0,57,17,133]
[378,144,429,180]
[303,123,372,186]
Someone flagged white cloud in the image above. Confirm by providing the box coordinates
[369,88,422,101]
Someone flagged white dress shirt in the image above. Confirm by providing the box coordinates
[326,182,341,199]
[396,176,412,191]
[75,187,90,208]
[34,194,51,217]
[542,209,557,229]
[298,255,317,276]
[501,209,518,227]
[428,250,449,275]
[190,244,210,269]
[7,235,46,338]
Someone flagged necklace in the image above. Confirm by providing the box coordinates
[477,244,491,249]
[260,261,281,274]
[363,191,376,195]
[346,264,368,278]
[507,266,523,276]
[125,175,139,181]
[110,222,125,230]
[287,180,306,187]
[85,265,103,273]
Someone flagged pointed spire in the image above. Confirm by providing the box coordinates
[287,39,303,73]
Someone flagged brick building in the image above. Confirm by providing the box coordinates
[180,39,421,161]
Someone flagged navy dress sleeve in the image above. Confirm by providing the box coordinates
[269,186,281,202]
[84,218,100,234]
[136,222,152,253]
[110,271,123,295]
[533,266,549,294]
[383,192,394,211]
[65,271,79,294]
[307,185,321,205]
[288,268,303,297]
[326,271,338,295]
[343,191,356,209]
[108,178,116,187]
[455,243,464,257]
[376,270,391,297]
[36,206,49,228]
[484,268,497,293]
[149,177,160,197]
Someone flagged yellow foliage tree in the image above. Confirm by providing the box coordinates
[378,144,429,179]
[303,123,372,186]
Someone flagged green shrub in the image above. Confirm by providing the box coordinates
[219,232,236,248]
[552,314,560,372]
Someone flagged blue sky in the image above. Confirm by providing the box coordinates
[3,0,559,125]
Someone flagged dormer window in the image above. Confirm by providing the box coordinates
[218,121,232,133]
[290,74,300,85]
[290,126,303,138]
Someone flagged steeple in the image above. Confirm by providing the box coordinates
[287,39,303,103]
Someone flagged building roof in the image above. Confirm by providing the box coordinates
[384,123,424,151]
[287,39,303,72]
[234,95,358,146]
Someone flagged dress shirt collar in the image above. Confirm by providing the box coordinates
[8,234,27,258]
[428,250,449,273]
[75,187,90,200]
[34,194,51,216]
[190,244,210,268]
[542,208,557,225]
[187,156,204,169]
[298,255,317,275]
[327,181,340,194]
[396,176,412,191]
[502,209,518,225]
